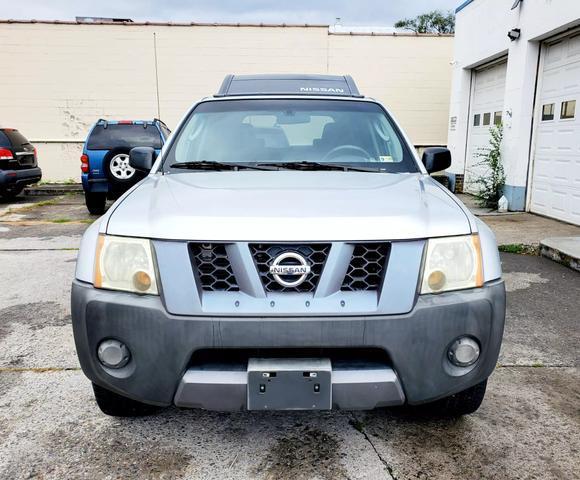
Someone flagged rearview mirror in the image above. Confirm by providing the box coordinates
[129,147,156,172]
[422,147,451,174]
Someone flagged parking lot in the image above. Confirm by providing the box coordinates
[0,193,578,480]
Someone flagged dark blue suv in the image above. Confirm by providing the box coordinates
[81,119,170,214]
[0,128,42,200]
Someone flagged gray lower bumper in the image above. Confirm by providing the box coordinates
[71,279,505,409]
[174,363,405,411]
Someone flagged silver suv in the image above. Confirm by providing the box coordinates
[72,75,505,417]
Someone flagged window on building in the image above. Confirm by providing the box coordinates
[541,103,555,121]
[493,111,502,125]
[561,100,576,119]
[473,114,481,126]
[483,112,491,126]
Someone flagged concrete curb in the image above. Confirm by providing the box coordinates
[540,237,580,272]
[25,184,83,196]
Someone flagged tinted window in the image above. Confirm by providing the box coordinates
[494,111,502,126]
[160,124,172,139]
[1,129,30,147]
[473,114,481,126]
[483,113,491,126]
[542,103,555,121]
[165,99,418,173]
[87,124,162,150]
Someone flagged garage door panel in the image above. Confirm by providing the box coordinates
[531,33,580,225]
[465,61,507,194]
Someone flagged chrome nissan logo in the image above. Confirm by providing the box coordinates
[269,252,311,287]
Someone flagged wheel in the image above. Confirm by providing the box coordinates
[103,148,136,185]
[0,184,25,200]
[420,379,487,417]
[85,191,107,215]
[92,383,162,417]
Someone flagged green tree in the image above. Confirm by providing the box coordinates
[394,10,455,34]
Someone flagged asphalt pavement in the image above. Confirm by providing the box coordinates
[0,194,578,480]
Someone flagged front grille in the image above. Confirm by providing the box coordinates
[341,243,390,291]
[189,243,239,292]
[250,243,331,292]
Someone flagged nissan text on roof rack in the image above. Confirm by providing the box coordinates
[72,74,506,417]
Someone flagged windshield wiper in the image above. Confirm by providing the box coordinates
[255,161,381,172]
[171,160,275,171]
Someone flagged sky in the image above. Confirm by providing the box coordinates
[0,0,460,26]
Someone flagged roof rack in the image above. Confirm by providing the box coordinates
[215,74,363,98]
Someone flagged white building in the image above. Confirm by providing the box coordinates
[447,0,580,225]
[0,20,453,181]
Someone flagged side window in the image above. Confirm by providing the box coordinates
[483,113,491,126]
[0,131,10,148]
[473,114,481,127]
[561,100,576,120]
[493,111,502,126]
[160,125,171,139]
[541,103,555,121]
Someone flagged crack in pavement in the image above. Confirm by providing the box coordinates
[349,413,397,479]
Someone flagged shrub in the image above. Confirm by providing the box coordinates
[470,125,506,209]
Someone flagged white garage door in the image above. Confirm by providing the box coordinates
[530,33,580,225]
[464,60,507,193]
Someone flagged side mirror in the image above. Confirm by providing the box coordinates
[129,147,156,172]
[422,147,452,174]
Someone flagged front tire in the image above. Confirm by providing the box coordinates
[85,191,107,215]
[92,383,162,417]
[420,379,487,417]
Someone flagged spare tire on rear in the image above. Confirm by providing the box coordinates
[103,147,137,186]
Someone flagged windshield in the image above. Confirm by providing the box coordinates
[164,99,418,173]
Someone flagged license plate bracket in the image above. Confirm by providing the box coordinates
[247,358,332,410]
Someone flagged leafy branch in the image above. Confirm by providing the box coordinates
[469,124,506,209]
[394,10,455,34]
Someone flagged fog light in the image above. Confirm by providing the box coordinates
[448,337,480,367]
[97,339,130,369]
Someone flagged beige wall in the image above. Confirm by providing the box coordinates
[0,22,453,181]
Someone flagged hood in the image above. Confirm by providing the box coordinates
[105,172,472,241]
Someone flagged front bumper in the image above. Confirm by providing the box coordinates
[71,279,505,409]
[0,167,42,187]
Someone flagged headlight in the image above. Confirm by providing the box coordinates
[94,235,159,295]
[420,234,483,294]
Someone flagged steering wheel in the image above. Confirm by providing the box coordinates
[321,145,372,162]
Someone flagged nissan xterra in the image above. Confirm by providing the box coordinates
[72,74,505,417]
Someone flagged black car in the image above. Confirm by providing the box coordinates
[0,128,42,199]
